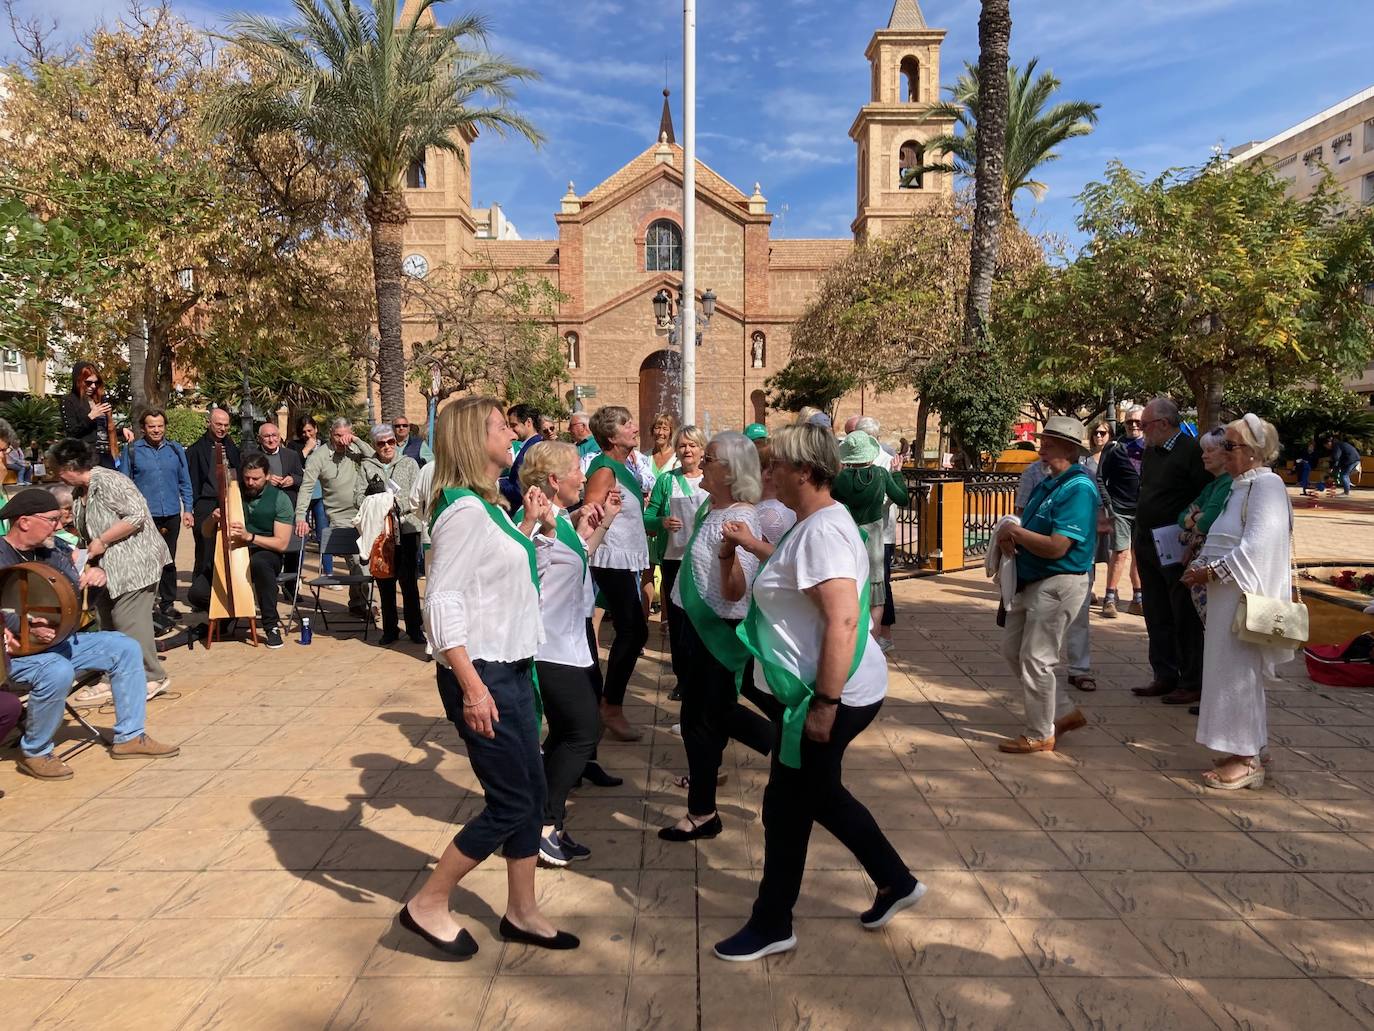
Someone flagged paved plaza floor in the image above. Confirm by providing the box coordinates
[3,521,1374,1029]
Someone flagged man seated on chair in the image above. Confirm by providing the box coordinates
[188,456,294,650]
[0,488,179,781]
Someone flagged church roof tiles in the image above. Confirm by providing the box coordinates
[887,0,926,30]
[769,239,852,268]
[466,240,559,267]
[578,143,749,207]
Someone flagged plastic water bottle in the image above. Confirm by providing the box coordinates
[300,617,312,645]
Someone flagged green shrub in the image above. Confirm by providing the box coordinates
[0,395,62,447]
[164,408,207,447]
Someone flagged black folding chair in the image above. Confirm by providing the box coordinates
[276,533,305,634]
[3,670,109,761]
[300,526,375,640]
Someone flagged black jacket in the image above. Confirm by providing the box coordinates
[1097,439,1142,514]
[186,433,241,504]
[60,394,110,454]
[1332,440,1361,474]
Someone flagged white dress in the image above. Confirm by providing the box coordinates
[1195,468,1295,756]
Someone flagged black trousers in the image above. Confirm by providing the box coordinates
[1134,530,1204,692]
[660,559,687,684]
[437,659,544,861]
[152,514,182,610]
[678,616,772,816]
[188,546,282,629]
[748,698,912,938]
[377,532,422,638]
[881,543,896,628]
[590,567,647,707]
[191,498,217,589]
[536,659,602,826]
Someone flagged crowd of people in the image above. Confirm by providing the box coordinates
[0,362,1336,964]
[995,398,1302,791]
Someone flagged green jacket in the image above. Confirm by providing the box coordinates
[643,470,702,565]
[1178,474,1232,536]
[833,466,908,526]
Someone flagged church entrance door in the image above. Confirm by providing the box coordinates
[639,349,682,432]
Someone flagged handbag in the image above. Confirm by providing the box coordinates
[1229,483,1307,646]
[368,512,397,579]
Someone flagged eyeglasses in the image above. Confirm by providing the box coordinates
[1219,440,1249,452]
[1093,430,1110,437]
[1123,420,1142,428]
[375,438,397,447]
[1141,418,1166,429]
[25,514,61,525]
[392,422,408,429]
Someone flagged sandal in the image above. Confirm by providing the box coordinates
[1067,675,1097,692]
[1201,757,1264,791]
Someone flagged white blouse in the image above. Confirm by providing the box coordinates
[534,513,595,668]
[591,470,650,571]
[424,495,543,665]
[756,498,798,544]
[671,503,761,620]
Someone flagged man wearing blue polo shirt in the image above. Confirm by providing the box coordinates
[995,416,1101,754]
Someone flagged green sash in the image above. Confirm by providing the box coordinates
[735,524,872,770]
[515,507,588,580]
[431,488,542,723]
[677,500,752,686]
[587,452,643,501]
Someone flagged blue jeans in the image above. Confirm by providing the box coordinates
[308,497,333,575]
[9,631,147,756]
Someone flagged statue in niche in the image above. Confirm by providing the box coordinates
[751,332,765,369]
[566,333,578,369]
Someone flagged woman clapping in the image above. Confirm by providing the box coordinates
[400,398,578,959]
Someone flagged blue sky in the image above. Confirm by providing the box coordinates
[20,0,1372,247]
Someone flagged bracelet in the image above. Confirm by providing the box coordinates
[811,694,841,706]
[462,693,490,709]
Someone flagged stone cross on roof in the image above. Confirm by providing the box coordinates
[887,0,926,29]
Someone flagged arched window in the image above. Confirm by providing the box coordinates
[406,153,427,189]
[899,57,921,103]
[899,141,924,189]
[645,219,682,271]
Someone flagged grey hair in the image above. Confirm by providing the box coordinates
[771,423,842,488]
[711,431,762,504]
[0,417,16,447]
[1146,397,1181,427]
[1200,428,1227,451]
[1125,405,1145,419]
[328,416,351,433]
[47,483,73,504]
[675,424,707,452]
[569,412,589,426]
[369,424,395,443]
[855,416,880,437]
[1228,414,1282,464]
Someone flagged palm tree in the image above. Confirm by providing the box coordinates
[963,0,1011,354]
[213,0,542,419]
[909,57,1098,212]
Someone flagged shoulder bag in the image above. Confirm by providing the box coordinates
[1230,482,1308,646]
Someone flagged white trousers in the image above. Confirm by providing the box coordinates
[1002,573,1091,740]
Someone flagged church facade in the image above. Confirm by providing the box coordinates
[399,0,951,441]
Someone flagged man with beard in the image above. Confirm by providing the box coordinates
[189,455,294,649]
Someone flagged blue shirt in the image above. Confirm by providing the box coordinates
[1015,465,1100,581]
[117,438,192,518]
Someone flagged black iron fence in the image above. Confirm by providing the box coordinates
[892,469,1020,577]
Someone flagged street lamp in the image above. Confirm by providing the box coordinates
[651,286,716,349]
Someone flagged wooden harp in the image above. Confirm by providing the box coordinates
[208,441,257,646]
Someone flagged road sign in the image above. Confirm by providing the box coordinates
[575,385,598,398]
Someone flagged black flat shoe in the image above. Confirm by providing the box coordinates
[581,761,623,788]
[658,813,722,841]
[499,915,579,950]
[378,632,400,646]
[398,904,478,959]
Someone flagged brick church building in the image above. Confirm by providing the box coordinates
[399,0,951,440]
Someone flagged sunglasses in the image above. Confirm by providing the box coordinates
[1093,430,1110,436]
[376,438,397,447]
[392,422,408,429]
[1219,440,1249,452]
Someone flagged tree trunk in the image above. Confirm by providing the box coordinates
[127,315,148,414]
[961,0,1011,352]
[1185,366,1226,431]
[367,190,409,422]
[914,394,930,465]
[143,320,169,409]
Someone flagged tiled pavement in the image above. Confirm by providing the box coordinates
[3,556,1374,1027]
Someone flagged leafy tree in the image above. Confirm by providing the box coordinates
[215,0,542,420]
[404,257,570,417]
[163,407,208,447]
[0,394,61,447]
[765,354,859,420]
[908,57,1099,212]
[1228,379,1374,458]
[1011,158,1374,429]
[917,341,1023,464]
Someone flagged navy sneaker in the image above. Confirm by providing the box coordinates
[860,879,927,930]
[557,831,591,862]
[537,829,570,867]
[712,925,797,963]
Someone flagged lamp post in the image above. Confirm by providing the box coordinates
[682,0,697,424]
[652,286,716,419]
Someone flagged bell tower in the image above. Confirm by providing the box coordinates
[850,0,954,241]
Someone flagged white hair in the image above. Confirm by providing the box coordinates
[1200,428,1227,451]
[855,416,880,437]
[1228,413,1281,464]
[569,412,589,426]
[711,431,762,504]
[328,416,351,433]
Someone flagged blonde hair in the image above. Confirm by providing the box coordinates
[771,423,841,488]
[430,396,505,512]
[675,424,707,452]
[652,411,676,434]
[519,441,579,496]
[1227,414,1282,465]
[589,405,632,450]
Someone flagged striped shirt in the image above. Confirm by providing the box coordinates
[74,466,171,597]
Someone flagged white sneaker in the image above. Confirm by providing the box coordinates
[146,678,170,701]
[72,682,113,706]
[877,638,895,654]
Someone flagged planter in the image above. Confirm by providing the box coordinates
[1298,564,1374,646]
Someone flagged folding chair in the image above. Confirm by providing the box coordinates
[299,526,375,640]
[3,670,109,761]
[277,533,305,635]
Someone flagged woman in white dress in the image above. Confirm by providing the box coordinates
[1181,414,1295,791]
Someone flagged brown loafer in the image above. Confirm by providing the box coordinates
[999,735,1056,754]
[1054,710,1088,737]
[110,734,180,760]
[599,708,642,742]
[1067,675,1097,692]
[1162,689,1202,706]
[1131,681,1173,698]
[17,753,74,780]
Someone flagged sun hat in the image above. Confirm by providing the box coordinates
[1036,416,1088,452]
[743,423,768,441]
[838,430,879,465]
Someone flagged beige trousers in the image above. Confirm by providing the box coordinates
[1001,573,1090,740]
